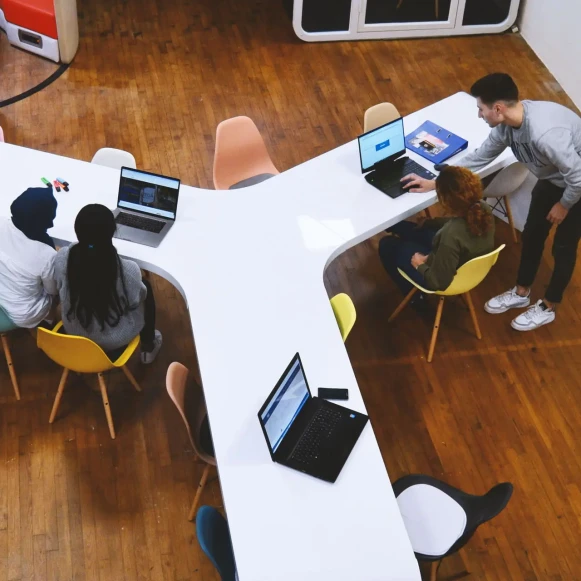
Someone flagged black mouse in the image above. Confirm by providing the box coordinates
[434,163,449,172]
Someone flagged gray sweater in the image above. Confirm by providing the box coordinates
[459,100,581,209]
[53,246,147,352]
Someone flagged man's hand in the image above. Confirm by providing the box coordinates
[547,202,569,225]
[411,253,429,269]
[401,174,436,193]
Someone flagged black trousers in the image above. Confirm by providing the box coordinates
[141,279,156,350]
[517,180,581,303]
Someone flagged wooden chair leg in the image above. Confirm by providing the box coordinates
[388,288,418,323]
[189,463,211,521]
[427,297,445,362]
[464,291,482,340]
[49,368,69,423]
[98,373,116,439]
[121,365,142,392]
[430,560,439,581]
[434,0,439,19]
[424,208,432,219]
[504,196,518,244]
[1,334,20,400]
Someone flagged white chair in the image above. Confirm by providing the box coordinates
[483,162,530,244]
[91,148,136,170]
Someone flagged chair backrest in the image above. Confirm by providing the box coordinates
[363,102,401,133]
[439,244,505,296]
[166,362,211,460]
[330,293,356,342]
[213,116,279,190]
[0,125,4,142]
[37,324,115,373]
[196,506,237,581]
[91,147,136,170]
[393,474,513,560]
[483,162,530,199]
[0,305,18,333]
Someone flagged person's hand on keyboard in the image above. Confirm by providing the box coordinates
[401,173,436,193]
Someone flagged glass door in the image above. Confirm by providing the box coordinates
[358,0,460,32]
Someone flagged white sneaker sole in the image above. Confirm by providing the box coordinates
[484,297,530,314]
[511,313,556,332]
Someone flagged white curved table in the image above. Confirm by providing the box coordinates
[0,91,514,581]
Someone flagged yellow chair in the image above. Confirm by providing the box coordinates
[363,102,401,133]
[37,322,142,439]
[388,245,505,362]
[330,293,357,342]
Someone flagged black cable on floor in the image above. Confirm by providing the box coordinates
[0,61,71,109]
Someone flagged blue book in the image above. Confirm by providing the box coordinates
[405,121,468,164]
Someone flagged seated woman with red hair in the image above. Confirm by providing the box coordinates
[379,166,495,311]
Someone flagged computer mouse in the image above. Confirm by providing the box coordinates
[434,163,449,172]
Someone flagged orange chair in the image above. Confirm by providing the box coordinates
[0,125,4,142]
[213,116,279,190]
[166,362,217,520]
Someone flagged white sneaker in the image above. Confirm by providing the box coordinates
[511,300,556,332]
[484,287,531,314]
[140,330,163,364]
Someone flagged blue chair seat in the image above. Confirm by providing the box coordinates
[0,306,18,333]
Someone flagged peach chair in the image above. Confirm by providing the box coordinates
[363,102,400,133]
[213,116,279,190]
[0,125,4,142]
[166,362,217,521]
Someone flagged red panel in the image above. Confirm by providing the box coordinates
[4,0,57,39]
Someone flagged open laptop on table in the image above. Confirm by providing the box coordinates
[113,167,180,248]
[358,117,436,199]
[258,353,368,483]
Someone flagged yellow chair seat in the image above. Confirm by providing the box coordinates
[330,293,357,342]
[388,245,505,362]
[37,322,142,439]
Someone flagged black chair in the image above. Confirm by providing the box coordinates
[393,474,513,580]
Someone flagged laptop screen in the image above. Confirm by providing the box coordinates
[118,168,180,220]
[259,355,310,454]
[358,117,406,172]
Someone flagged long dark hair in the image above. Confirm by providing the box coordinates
[66,204,130,330]
[435,167,493,237]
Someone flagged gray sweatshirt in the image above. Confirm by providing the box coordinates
[53,245,146,352]
[459,100,581,209]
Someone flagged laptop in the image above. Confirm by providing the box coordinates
[112,167,181,248]
[358,117,436,199]
[258,353,369,483]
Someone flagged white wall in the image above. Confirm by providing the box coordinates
[519,0,581,109]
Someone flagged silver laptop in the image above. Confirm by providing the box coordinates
[112,167,180,248]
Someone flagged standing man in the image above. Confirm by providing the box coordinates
[402,73,581,331]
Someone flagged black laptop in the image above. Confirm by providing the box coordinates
[358,117,436,199]
[258,353,368,483]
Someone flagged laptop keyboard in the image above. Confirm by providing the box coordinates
[116,213,166,234]
[371,159,435,195]
[290,407,343,465]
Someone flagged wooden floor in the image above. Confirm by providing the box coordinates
[1,0,581,579]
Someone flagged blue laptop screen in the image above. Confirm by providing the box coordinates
[359,118,406,172]
[260,358,310,453]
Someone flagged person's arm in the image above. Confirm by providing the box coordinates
[416,242,460,291]
[538,128,581,210]
[122,260,147,309]
[422,217,452,230]
[456,127,508,172]
[41,253,59,296]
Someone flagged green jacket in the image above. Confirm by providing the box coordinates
[416,204,495,291]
